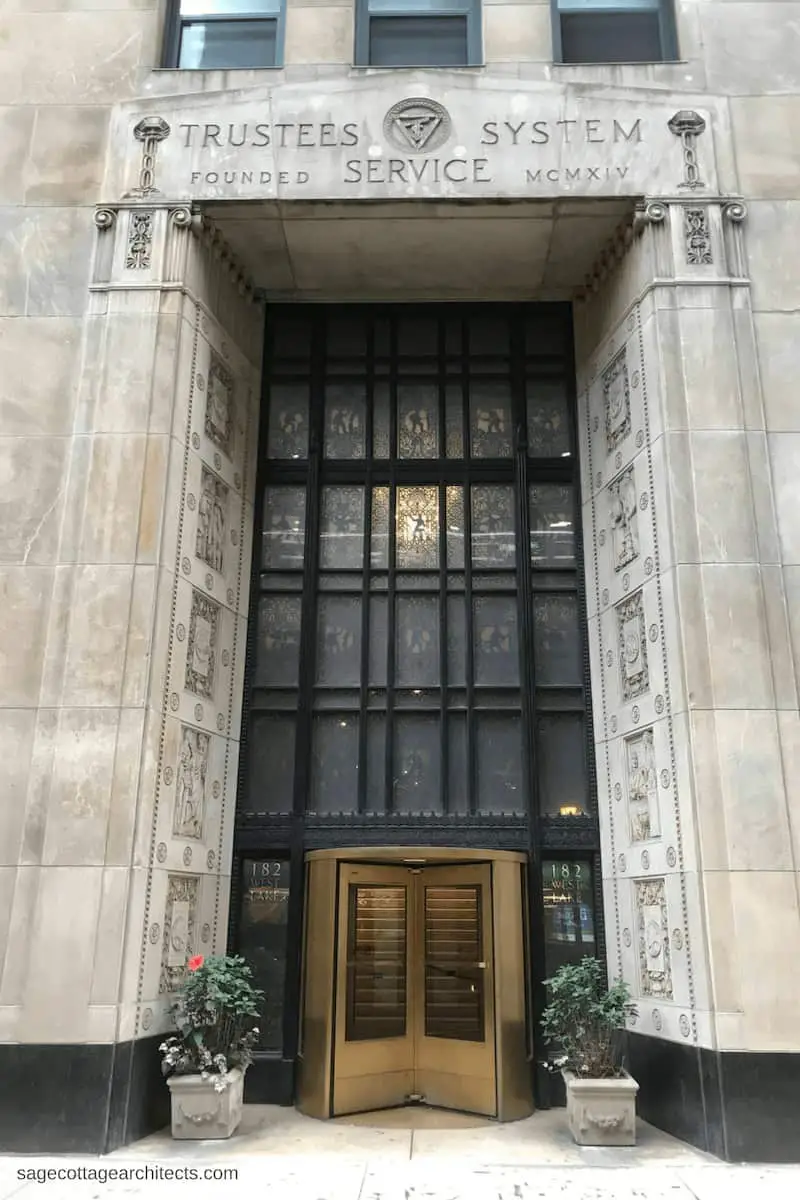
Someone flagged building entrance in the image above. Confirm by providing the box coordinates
[334,862,495,1117]
[296,848,532,1122]
[234,303,602,1115]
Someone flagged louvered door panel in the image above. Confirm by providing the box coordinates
[423,884,484,1042]
[345,885,407,1041]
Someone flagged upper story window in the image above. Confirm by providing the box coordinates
[167,0,285,68]
[554,0,677,63]
[355,0,482,67]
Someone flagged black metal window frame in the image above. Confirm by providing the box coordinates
[233,303,604,1103]
[354,0,483,67]
[162,0,287,69]
[551,0,679,64]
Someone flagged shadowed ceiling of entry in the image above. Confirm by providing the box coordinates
[205,198,634,301]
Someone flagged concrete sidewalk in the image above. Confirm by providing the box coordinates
[1,1107,798,1200]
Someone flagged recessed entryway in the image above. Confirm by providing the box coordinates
[297,848,532,1123]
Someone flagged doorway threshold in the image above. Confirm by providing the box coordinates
[333,1107,493,1131]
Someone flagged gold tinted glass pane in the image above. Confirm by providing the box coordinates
[371,486,390,568]
[446,486,464,568]
[346,885,407,1041]
[424,885,484,1042]
[396,486,439,569]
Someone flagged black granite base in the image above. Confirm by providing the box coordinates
[626,1032,800,1162]
[2,1037,798,1158]
[244,1054,295,1104]
[0,1038,168,1154]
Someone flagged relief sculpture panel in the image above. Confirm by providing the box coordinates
[185,590,220,700]
[616,590,649,701]
[609,465,639,570]
[205,351,235,459]
[172,725,210,839]
[635,877,673,999]
[195,465,229,574]
[625,728,660,841]
[603,349,631,453]
[159,874,200,994]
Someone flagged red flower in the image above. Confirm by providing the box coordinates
[187,955,204,972]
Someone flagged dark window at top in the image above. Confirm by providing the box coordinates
[356,0,481,67]
[167,0,284,69]
[555,0,677,64]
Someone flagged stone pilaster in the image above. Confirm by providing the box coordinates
[575,195,800,1155]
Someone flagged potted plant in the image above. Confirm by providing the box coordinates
[159,954,264,1140]
[541,956,639,1146]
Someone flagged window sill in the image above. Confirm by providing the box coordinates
[551,58,686,67]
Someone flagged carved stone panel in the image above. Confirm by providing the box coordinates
[195,465,229,574]
[684,207,712,265]
[635,877,673,999]
[172,725,210,839]
[205,350,235,459]
[616,590,649,701]
[609,465,639,571]
[159,874,199,994]
[185,590,220,700]
[603,349,631,453]
[625,728,660,842]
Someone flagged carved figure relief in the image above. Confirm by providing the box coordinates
[195,466,229,574]
[635,877,673,999]
[625,729,660,841]
[205,351,235,458]
[603,349,631,453]
[185,590,220,700]
[609,466,639,570]
[160,874,199,993]
[616,590,649,701]
[172,726,210,839]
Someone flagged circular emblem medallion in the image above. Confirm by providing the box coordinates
[679,1014,691,1038]
[383,98,451,155]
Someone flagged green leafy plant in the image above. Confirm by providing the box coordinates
[159,955,264,1091]
[540,956,637,1079]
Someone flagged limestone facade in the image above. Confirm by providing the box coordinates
[1,0,799,1160]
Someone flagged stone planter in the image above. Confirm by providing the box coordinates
[563,1068,639,1146]
[167,1067,244,1139]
